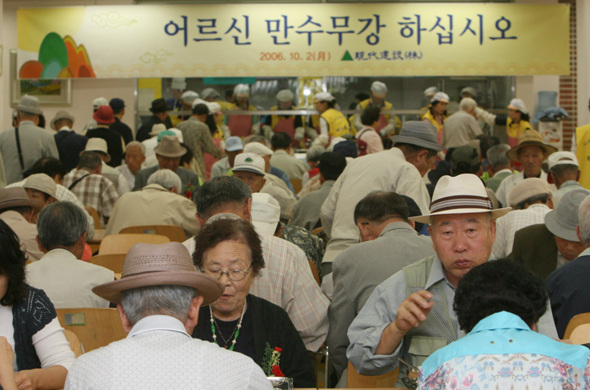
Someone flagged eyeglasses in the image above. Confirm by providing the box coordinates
[202,266,251,281]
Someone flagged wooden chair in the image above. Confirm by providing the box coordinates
[64,329,83,357]
[312,227,323,236]
[290,178,302,194]
[564,312,590,342]
[120,225,186,242]
[90,254,127,274]
[98,233,170,255]
[308,260,321,286]
[85,206,101,229]
[347,361,399,388]
[56,308,127,353]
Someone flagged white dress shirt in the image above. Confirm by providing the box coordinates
[65,315,272,389]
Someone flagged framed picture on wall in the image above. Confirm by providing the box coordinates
[10,50,72,106]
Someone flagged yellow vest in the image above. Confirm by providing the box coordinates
[506,118,533,147]
[422,110,445,134]
[270,105,304,129]
[576,123,590,189]
[321,108,351,138]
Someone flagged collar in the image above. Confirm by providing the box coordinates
[379,221,416,238]
[470,311,531,334]
[560,180,581,189]
[0,210,27,222]
[143,183,170,192]
[425,254,495,290]
[493,168,513,177]
[273,149,289,156]
[58,126,72,132]
[128,315,191,339]
[579,247,590,258]
[523,170,542,179]
[43,248,77,259]
[321,180,335,188]
[527,203,551,211]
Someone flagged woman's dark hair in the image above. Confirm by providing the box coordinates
[428,100,447,116]
[205,115,217,136]
[180,142,194,167]
[454,259,547,333]
[520,112,531,122]
[0,220,28,306]
[193,219,265,276]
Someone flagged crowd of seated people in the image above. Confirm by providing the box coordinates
[0,84,589,389]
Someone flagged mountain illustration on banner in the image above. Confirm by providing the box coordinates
[19,32,96,79]
[341,50,353,61]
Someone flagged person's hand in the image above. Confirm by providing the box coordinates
[393,290,434,334]
[14,370,34,390]
[0,337,16,390]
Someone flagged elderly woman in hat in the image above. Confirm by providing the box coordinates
[422,91,449,144]
[192,218,316,388]
[313,92,351,147]
[0,219,75,389]
[495,129,557,207]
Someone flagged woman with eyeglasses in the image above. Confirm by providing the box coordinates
[192,218,315,388]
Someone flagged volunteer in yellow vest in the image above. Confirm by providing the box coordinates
[575,122,590,189]
[201,88,233,129]
[475,98,533,148]
[314,92,350,146]
[262,89,306,147]
[420,86,439,118]
[178,91,199,123]
[352,81,401,137]
[422,92,449,144]
[226,84,259,138]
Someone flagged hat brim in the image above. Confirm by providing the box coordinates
[92,271,223,305]
[0,198,43,215]
[82,149,111,163]
[233,167,265,176]
[16,106,42,115]
[507,105,528,115]
[391,135,444,152]
[410,207,512,224]
[251,220,277,237]
[544,210,579,242]
[154,146,187,158]
[506,142,557,161]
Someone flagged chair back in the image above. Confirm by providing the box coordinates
[85,206,101,229]
[564,312,590,341]
[308,260,321,286]
[90,254,127,274]
[119,225,186,242]
[290,178,302,194]
[56,308,127,353]
[98,233,170,255]
[63,329,83,357]
[569,324,590,344]
[347,361,399,388]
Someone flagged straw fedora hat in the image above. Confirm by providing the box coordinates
[93,242,223,305]
[153,135,186,158]
[0,188,43,214]
[411,174,511,224]
[506,129,557,162]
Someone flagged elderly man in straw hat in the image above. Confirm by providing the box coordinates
[321,121,441,275]
[133,135,199,196]
[0,187,44,261]
[65,242,272,389]
[347,174,558,387]
[495,129,557,207]
[0,95,58,185]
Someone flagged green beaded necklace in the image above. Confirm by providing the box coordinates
[209,304,246,351]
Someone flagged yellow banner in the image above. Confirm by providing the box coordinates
[17,3,569,79]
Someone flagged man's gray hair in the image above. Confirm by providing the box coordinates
[578,195,590,246]
[194,176,252,219]
[147,169,182,193]
[126,141,146,156]
[486,144,511,169]
[306,145,326,163]
[121,285,196,326]
[459,97,477,111]
[37,202,88,250]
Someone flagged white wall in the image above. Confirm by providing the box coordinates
[1,0,135,134]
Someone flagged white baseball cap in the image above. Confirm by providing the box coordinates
[232,153,265,175]
[250,193,281,236]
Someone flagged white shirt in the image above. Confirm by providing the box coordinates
[492,203,552,259]
[321,147,430,263]
[0,306,75,371]
[65,315,272,390]
[495,170,551,208]
[26,248,114,308]
[116,164,136,189]
[184,233,329,352]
